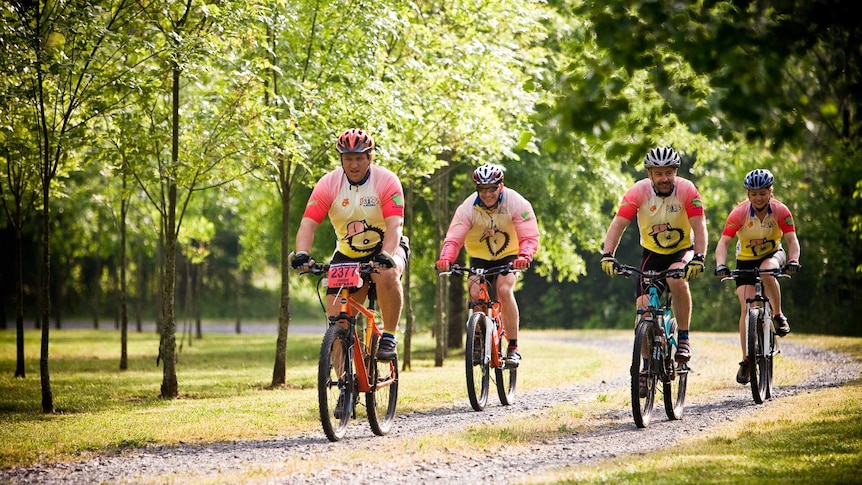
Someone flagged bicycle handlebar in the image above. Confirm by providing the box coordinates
[720,267,790,283]
[301,261,379,277]
[439,264,520,278]
[616,264,684,280]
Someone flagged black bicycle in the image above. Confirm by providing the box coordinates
[618,264,689,428]
[722,267,789,404]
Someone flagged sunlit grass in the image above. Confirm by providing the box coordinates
[1,326,859,484]
[525,379,862,484]
[0,327,613,467]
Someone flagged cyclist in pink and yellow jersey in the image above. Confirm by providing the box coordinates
[290,129,409,361]
[601,146,708,365]
[714,168,800,384]
[435,163,539,367]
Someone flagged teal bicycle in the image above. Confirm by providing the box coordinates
[618,264,689,428]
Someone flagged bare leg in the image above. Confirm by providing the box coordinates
[736,286,754,358]
[495,273,519,341]
[371,259,405,334]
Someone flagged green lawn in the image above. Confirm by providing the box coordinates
[1,327,860,484]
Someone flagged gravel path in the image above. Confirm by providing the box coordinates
[2,336,858,485]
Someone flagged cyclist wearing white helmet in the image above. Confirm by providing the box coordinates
[600,146,708,368]
[291,129,410,362]
[714,168,801,384]
[436,163,540,367]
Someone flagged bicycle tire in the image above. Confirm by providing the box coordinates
[465,312,490,411]
[764,312,775,399]
[318,324,353,442]
[662,340,687,420]
[631,318,657,428]
[748,307,767,404]
[495,331,517,405]
[366,334,399,436]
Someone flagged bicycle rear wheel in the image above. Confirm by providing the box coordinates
[465,313,490,411]
[663,344,688,420]
[631,319,657,428]
[495,334,517,405]
[748,308,768,404]
[366,334,399,436]
[318,324,353,442]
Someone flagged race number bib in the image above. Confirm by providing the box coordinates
[327,263,363,289]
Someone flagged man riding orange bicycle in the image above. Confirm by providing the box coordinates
[435,163,539,367]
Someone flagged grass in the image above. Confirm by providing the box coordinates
[1,327,860,484]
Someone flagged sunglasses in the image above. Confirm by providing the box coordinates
[476,185,499,193]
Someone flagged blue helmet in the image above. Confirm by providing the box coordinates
[743,169,774,189]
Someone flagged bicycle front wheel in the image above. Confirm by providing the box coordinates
[495,334,517,405]
[465,313,490,411]
[631,319,657,428]
[747,307,768,404]
[764,312,775,399]
[366,334,399,436]
[663,343,688,419]
[318,324,353,442]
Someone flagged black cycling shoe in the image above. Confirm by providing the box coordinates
[736,360,750,384]
[376,338,398,361]
[638,371,649,398]
[774,315,791,337]
[333,392,345,419]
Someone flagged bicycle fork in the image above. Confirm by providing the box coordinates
[484,314,497,367]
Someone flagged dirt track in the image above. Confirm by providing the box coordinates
[2,336,858,484]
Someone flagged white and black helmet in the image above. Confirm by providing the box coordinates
[472,164,505,185]
[644,146,681,168]
[743,168,775,189]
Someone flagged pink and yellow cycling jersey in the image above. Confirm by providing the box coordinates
[302,165,404,259]
[616,178,704,255]
[439,188,539,262]
[721,199,795,261]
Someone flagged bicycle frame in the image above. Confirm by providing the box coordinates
[642,285,676,360]
[443,264,519,411]
[468,273,505,369]
[308,262,399,441]
[722,267,788,403]
[331,286,390,394]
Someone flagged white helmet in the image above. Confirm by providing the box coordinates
[644,146,681,168]
[472,164,505,185]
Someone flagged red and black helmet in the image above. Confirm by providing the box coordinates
[336,129,375,154]
[472,164,505,185]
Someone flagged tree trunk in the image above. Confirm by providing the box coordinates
[13,210,26,377]
[272,150,291,387]
[119,171,129,370]
[433,165,450,367]
[159,64,181,399]
[401,183,415,371]
[40,170,54,413]
[269,22,290,388]
[194,262,203,340]
[235,268,243,334]
[447,251,466,349]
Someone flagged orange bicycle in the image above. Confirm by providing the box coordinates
[305,262,398,442]
[443,264,518,411]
